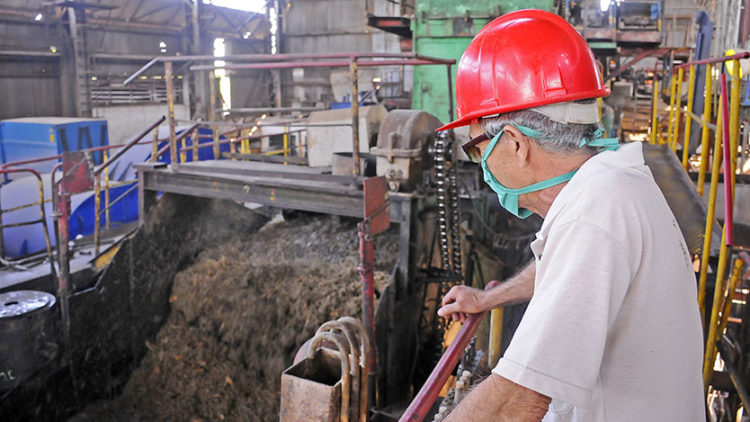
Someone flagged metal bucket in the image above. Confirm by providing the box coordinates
[0,290,59,392]
[280,348,343,422]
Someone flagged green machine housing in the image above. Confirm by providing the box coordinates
[412,1,556,124]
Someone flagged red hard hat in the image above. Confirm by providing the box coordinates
[437,9,609,131]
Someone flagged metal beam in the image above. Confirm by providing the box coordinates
[131,3,177,22]
[138,167,365,218]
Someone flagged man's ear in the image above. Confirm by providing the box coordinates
[503,125,531,168]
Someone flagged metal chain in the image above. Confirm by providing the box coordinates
[448,147,462,277]
[432,132,466,359]
[434,132,451,271]
[433,132,452,349]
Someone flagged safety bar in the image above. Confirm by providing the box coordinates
[92,117,165,254]
[400,281,499,422]
[94,116,165,175]
[190,59,455,71]
[641,48,749,403]
[674,51,750,69]
[123,52,455,85]
[0,168,55,276]
[125,53,455,177]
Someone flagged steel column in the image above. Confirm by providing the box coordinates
[351,58,361,176]
[165,62,178,167]
[682,65,696,169]
[697,64,713,197]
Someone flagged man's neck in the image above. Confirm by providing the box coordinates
[522,150,593,217]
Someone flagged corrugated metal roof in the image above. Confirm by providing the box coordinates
[0,0,269,39]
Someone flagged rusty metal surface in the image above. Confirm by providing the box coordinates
[281,348,343,422]
[363,177,390,237]
[373,110,442,191]
[60,151,94,195]
[642,143,722,255]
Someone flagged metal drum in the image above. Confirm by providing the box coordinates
[0,290,59,392]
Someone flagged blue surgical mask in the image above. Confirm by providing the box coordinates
[479,125,618,219]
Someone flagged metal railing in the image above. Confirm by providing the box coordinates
[0,120,165,263]
[654,51,750,397]
[0,168,55,276]
[123,52,456,176]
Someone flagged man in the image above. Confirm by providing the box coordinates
[435,10,704,421]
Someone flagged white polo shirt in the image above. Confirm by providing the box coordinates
[493,142,705,421]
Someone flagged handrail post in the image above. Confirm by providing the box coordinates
[230,136,237,159]
[213,125,220,159]
[151,125,159,162]
[104,150,110,230]
[718,259,744,336]
[191,127,199,162]
[729,59,741,178]
[650,79,660,144]
[283,125,289,165]
[180,135,187,163]
[165,61,178,168]
[94,173,101,256]
[350,57,361,176]
[667,73,678,147]
[703,74,744,392]
[697,64,713,197]
[682,65,696,169]
[672,67,684,152]
[488,307,503,367]
[0,188,4,260]
[698,92,724,320]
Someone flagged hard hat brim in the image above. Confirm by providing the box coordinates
[436,87,610,132]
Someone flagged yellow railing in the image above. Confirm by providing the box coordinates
[655,51,749,395]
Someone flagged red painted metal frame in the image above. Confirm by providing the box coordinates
[399,281,500,422]
[675,51,750,69]
[359,176,391,412]
[189,59,451,71]
[123,52,455,85]
[94,116,165,175]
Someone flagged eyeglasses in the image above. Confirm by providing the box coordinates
[461,133,489,163]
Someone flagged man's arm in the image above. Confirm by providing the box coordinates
[445,374,550,422]
[438,259,536,322]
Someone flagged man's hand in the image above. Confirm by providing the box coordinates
[437,284,491,322]
[438,260,537,322]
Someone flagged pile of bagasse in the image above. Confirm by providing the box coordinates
[73,213,398,422]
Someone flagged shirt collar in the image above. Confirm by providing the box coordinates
[537,142,645,238]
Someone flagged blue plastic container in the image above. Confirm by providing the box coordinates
[0,117,108,174]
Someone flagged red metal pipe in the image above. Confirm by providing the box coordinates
[1,154,62,171]
[190,59,453,72]
[675,52,750,69]
[399,281,500,422]
[55,175,73,364]
[720,74,734,246]
[154,123,201,161]
[0,138,170,171]
[358,221,377,376]
[124,53,454,85]
[95,116,165,175]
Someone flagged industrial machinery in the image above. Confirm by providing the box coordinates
[1,5,750,422]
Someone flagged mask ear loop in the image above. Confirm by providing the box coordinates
[579,128,619,151]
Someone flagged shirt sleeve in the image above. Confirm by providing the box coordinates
[493,220,634,408]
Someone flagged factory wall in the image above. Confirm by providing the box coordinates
[92,104,190,146]
[0,17,70,119]
[281,0,404,107]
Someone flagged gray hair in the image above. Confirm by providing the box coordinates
[479,105,603,155]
